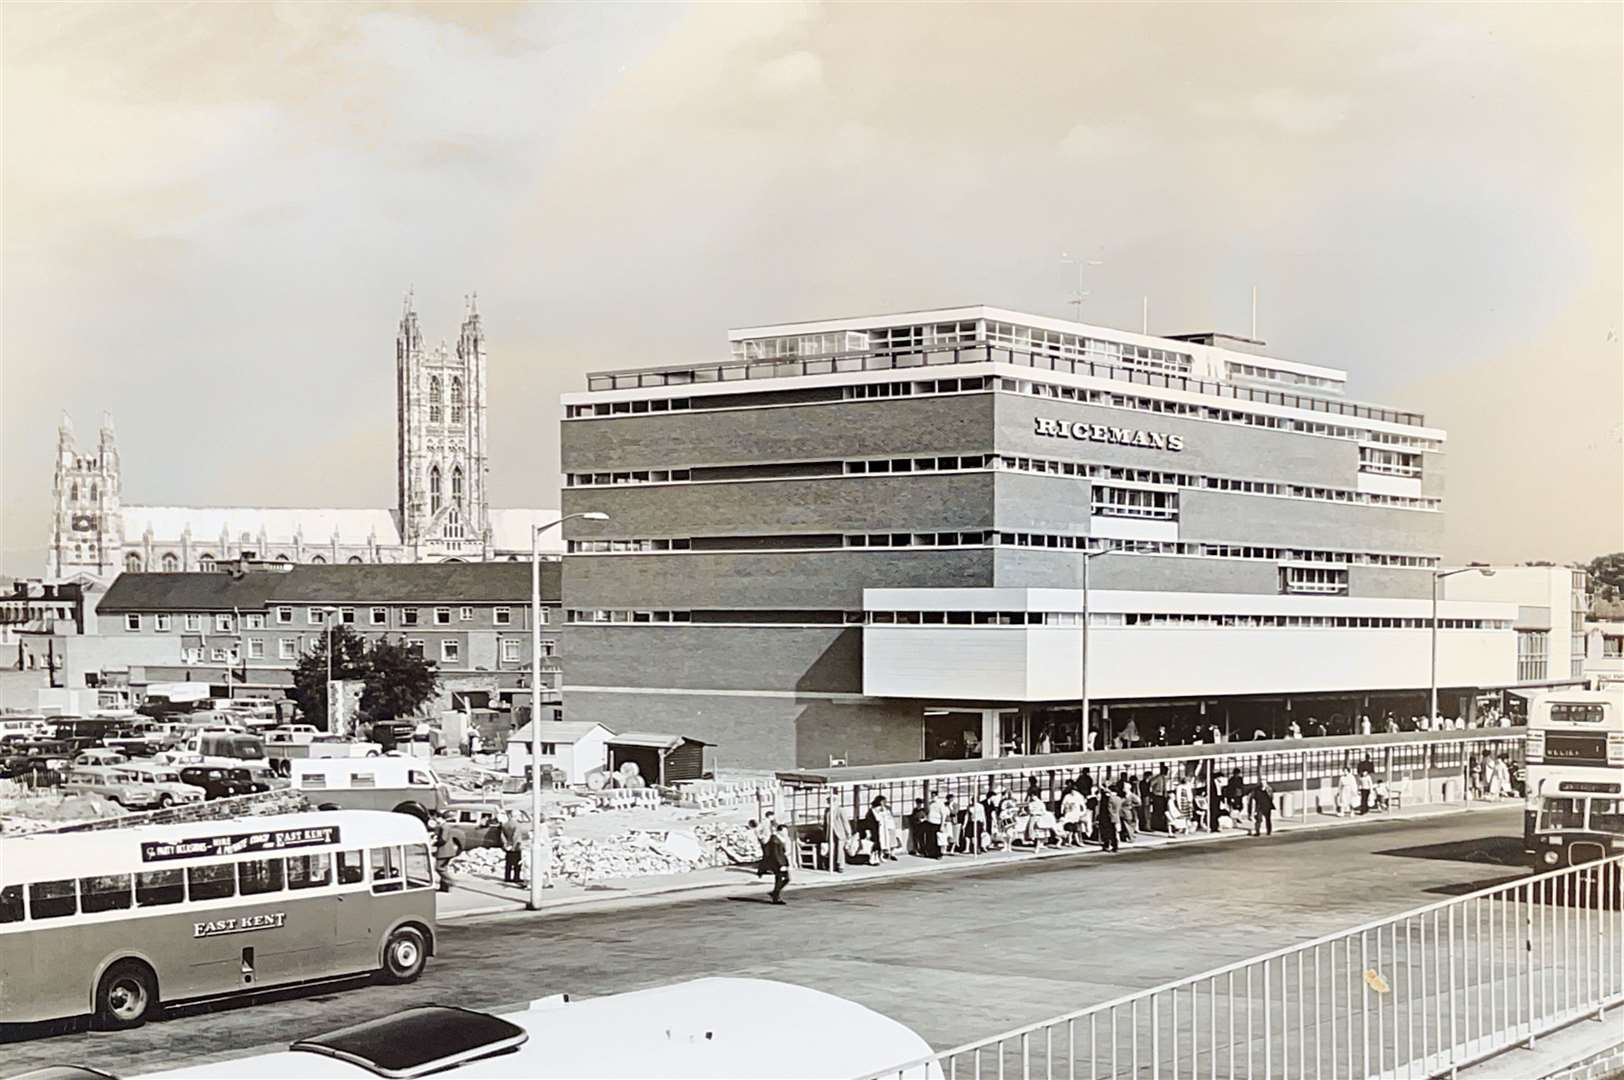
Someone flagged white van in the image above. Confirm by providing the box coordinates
[0,716,51,742]
[291,757,452,820]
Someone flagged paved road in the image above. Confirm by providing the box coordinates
[1,807,1529,1075]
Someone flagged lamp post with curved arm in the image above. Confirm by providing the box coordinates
[1431,564,1495,722]
[530,511,608,910]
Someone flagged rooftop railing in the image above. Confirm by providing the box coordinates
[586,343,1427,427]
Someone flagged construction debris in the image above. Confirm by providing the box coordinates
[448,820,764,886]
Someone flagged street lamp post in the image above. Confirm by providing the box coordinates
[320,606,340,736]
[1078,546,1119,753]
[530,511,608,912]
[1430,564,1495,723]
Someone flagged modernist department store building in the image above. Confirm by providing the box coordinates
[558,306,1522,770]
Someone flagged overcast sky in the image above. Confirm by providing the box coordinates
[3,2,1620,575]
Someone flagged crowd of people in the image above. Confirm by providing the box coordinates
[1027,706,1518,755]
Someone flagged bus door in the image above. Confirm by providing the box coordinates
[333,847,378,965]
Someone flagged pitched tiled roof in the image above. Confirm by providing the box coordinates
[99,571,289,613]
[269,561,558,604]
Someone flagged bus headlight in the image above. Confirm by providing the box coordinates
[1543,851,1560,866]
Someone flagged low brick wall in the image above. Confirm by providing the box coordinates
[42,789,310,833]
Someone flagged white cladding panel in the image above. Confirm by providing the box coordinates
[865,626,1517,701]
[1355,473,1424,498]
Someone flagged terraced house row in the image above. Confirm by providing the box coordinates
[557,305,1537,770]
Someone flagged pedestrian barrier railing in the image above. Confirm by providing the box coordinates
[859,855,1624,1080]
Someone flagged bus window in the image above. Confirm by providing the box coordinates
[0,885,22,923]
[288,852,332,890]
[79,874,133,913]
[187,863,236,902]
[302,774,327,789]
[408,769,433,786]
[337,849,364,885]
[404,844,433,889]
[29,880,77,920]
[351,772,376,788]
[239,858,285,896]
[136,868,185,907]
[370,846,403,894]
[1590,799,1624,834]
[1539,798,1586,831]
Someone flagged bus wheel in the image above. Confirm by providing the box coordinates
[379,926,427,984]
[96,960,157,1029]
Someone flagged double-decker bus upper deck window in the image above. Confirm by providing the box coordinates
[239,857,285,896]
[1590,799,1624,834]
[1539,798,1586,831]
[136,868,185,907]
[1550,703,1606,724]
[29,879,76,919]
[405,844,433,889]
[188,863,236,902]
[79,874,133,913]
[0,884,22,923]
[337,849,364,885]
[288,852,332,890]
[370,846,403,893]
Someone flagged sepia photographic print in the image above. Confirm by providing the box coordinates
[1,3,1621,1078]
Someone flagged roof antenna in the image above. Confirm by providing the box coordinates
[1060,251,1103,322]
[1251,286,1258,340]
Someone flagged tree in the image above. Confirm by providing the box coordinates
[1586,552,1624,605]
[288,625,370,731]
[360,638,440,722]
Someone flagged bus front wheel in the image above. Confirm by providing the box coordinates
[96,960,157,1030]
[379,926,428,984]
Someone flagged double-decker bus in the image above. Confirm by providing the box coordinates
[0,810,437,1031]
[1522,688,1624,869]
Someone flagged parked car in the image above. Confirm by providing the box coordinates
[6,756,65,788]
[114,762,207,807]
[74,747,130,768]
[178,764,269,800]
[60,765,165,810]
[440,803,532,852]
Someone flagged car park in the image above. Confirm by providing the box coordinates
[60,765,165,810]
[113,762,207,806]
[177,764,267,800]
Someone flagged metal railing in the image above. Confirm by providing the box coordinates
[861,855,1624,1080]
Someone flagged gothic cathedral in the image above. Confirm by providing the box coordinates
[47,294,554,586]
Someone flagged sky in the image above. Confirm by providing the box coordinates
[2,2,1620,575]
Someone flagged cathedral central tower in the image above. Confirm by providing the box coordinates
[396,292,490,560]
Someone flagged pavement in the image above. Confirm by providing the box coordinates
[435,794,1524,920]
[0,802,1533,1075]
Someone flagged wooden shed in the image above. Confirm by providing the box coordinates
[606,731,711,785]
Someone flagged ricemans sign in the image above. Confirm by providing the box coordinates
[1033,417,1185,452]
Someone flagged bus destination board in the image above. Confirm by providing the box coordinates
[142,825,340,863]
[1543,734,1607,763]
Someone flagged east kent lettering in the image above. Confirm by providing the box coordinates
[193,911,288,939]
[1033,417,1185,452]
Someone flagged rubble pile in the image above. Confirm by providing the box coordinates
[448,820,765,886]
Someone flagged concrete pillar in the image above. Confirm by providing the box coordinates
[980,710,1000,760]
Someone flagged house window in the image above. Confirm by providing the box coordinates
[441,640,461,662]
[406,639,425,658]
[459,607,473,622]
[278,639,297,660]
[340,607,356,625]
[435,608,451,625]
[155,614,171,632]
[539,607,550,625]
[210,648,228,662]
[538,743,557,756]
[247,639,265,659]
[276,607,293,624]
[245,613,265,630]
[402,609,420,627]
[539,639,558,658]
[494,607,512,626]
[124,614,141,632]
[370,607,388,626]
[501,640,520,662]
[184,613,202,632]
[308,608,326,625]
[215,613,233,633]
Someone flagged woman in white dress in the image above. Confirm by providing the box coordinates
[1336,766,1358,818]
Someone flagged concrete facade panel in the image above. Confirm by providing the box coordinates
[564,625,864,694]
[1178,489,1444,554]
[1347,566,1434,601]
[561,395,995,473]
[564,550,995,610]
[991,472,1091,533]
[562,474,995,538]
[993,393,1367,488]
[992,550,1284,593]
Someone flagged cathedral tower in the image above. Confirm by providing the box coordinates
[47,412,124,581]
[396,292,490,559]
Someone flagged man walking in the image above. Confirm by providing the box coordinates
[1356,754,1376,815]
[1249,779,1276,837]
[430,813,457,893]
[1099,784,1121,853]
[499,809,524,886]
[762,824,791,904]
[1150,764,1170,832]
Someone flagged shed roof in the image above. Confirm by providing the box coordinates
[607,732,708,750]
[508,721,612,744]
